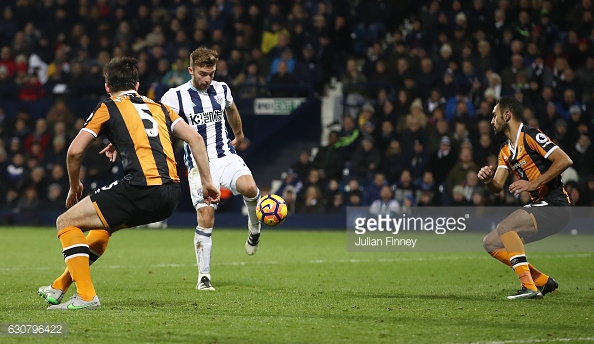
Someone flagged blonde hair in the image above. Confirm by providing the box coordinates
[189,47,219,68]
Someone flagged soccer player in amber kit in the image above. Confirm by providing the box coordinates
[478,97,572,300]
[38,57,220,309]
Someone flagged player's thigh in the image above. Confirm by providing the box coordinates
[496,209,537,238]
[56,196,105,231]
[522,204,571,243]
[219,155,253,195]
[90,180,180,231]
[188,164,222,210]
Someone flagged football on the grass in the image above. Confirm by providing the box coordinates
[256,194,288,226]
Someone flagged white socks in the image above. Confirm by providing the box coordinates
[194,226,212,274]
[244,189,261,234]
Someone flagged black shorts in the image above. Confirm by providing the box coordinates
[90,180,180,230]
[522,201,571,243]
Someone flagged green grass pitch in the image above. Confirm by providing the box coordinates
[0,227,593,343]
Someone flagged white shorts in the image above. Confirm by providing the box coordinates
[188,154,252,209]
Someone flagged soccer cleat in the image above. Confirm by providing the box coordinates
[197,275,215,291]
[38,285,65,305]
[47,294,100,310]
[537,276,559,296]
[245,232,260,255]
[507,288,543,300]
[245,221,261,255]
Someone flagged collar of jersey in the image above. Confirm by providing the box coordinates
[118,90,138,96]
[509,123,523,159]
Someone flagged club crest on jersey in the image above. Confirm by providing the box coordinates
[214,96,225,107]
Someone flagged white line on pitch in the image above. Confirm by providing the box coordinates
[1,253,590,271]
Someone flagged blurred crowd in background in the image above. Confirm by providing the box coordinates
[2,0,594,223]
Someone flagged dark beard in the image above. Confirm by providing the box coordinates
[493,123,508,137]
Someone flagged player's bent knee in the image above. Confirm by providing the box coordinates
[495,223,513,237]
[237,176,258,198]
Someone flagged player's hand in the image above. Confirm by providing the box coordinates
[509,179,536,195]
[230,133,244,148]
[477,165,495,183]
[66,182,84,208]
[202,182,221,205]
[99,143,117,162]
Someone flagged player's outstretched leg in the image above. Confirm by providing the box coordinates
[243,187,261,255]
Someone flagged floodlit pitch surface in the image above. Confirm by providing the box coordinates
[0,228,592,343]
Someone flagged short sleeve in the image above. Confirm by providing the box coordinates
[164,104,183,131]
[82,103,110,137]
[498,150,509,169]
[160,90,180,114]
[526,128,558,159]
[222,82,234,108]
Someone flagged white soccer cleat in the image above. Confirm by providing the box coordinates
[47,294,101,310]
[245,221,261,255]
[38,285,65,305]
[197,274,215,291]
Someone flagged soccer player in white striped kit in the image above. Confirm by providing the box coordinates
[161,47,261,291]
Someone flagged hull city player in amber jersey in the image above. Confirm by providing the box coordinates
[37,57,220,310]
[478,97,573,300]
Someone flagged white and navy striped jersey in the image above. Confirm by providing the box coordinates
[161,80,237,169]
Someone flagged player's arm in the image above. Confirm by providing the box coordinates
[65,130,95,207]
[478,165,510,194]
[509,148,573,195]
[172,119,220,204]
[225,102,244,147]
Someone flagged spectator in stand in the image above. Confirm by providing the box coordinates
[408,139,430,185]
[268,60,299,97]
[556,89,582,120]
[294,44,323,94]
[568,134,594,178]
[313,131,344,181]
[428,136,456,188]
[45,100,75,133]
[161,57,190,88]
[352,137,381,182]
[363,173,387,206]
[446,146,479,194]
[43,183,66,211]
[295,185,326,214]
[369,185,400,216]
[275,169,303,201]
[291,150,315,181]
[393,170,417,206]
[382,139,409,185]
[24,118,51,156]
[341,57,368,118]
[374,120,399,155]
[233,61,267,99]
[268,47,296,81]
[296,169,325,206]
[451,185,471,206]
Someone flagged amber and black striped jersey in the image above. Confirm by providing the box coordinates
[497,123,570,204]
[82,91,183,186]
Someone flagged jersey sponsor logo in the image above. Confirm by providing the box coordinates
[188,110,224,125]
[511,160,527,171]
